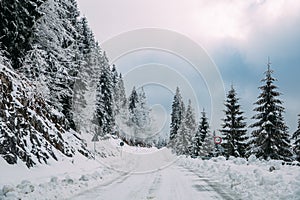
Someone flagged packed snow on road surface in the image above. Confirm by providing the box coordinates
[1,138,300,200]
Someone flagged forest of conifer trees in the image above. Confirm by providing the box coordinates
[0,0,299,169]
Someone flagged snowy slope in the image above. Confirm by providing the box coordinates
[0,65,90,167]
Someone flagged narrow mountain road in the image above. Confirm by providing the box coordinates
[69,164,236,200]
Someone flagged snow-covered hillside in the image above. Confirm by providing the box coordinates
[0,65,90,168]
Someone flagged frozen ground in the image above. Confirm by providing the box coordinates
[1,139,300,200]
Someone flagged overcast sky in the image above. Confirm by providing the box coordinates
[77,0,300,134]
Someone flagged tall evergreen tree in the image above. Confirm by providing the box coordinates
[192,126,202,157]
[127,86,139,143]
[194,109,213,157]
[95,55,115,136]
[137,87,151,128]
[185,99,197,155]
[77,16,99,76]
[113,73,128,137]
[123,86,152,145]
[192,109,206,157]
[174,102,189,155]
[117,73,127,110]
[111,64,119,88]
[176,121,190,155]
[199,109,209,143]
[111,65,127,116]
[128,87,150,130]
[185,100,197,133]
[220,86,248,158]
[292,114,300,162]
[128,87,139,115]
[169,87,183,145]
[248,61,292,161]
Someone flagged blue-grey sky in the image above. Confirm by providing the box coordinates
[77,0,300,134]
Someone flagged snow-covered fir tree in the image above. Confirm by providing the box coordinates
[185,99,197,155]
[194,109,213,157]
[248,61,292,161]
[128,87,138,110]
[126,86,151,144]
[169,87,184,146]
[117,73,127,110]
[174,102,189,155]
[111,65,127,116]
[220,85,248,158]
[113,73,128,136]
[128,86,139,128]
[192,124,202,157]
[111,65,119,114]
[137,87,151,128]
[111,65,119,87]
[292,114,300,161]
[95,54,115,137]
[176,124,190,155]
[78,16,99,68]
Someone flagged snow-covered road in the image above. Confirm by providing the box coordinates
[69,165,235,200]
[4,143,227,200]
[1,142,299,199]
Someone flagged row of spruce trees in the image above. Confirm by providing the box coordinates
[169,62,300,162]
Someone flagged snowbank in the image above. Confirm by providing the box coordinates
[178,156,300,200]
[0,152,131,200]
[0,138,130,200]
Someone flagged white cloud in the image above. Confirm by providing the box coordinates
[77,0,300,63]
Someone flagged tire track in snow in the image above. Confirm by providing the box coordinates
[69,163,239,200]
[184,167,239,200]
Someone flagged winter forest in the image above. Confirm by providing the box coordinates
[0,0,300,170]
[1,0,300,199]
